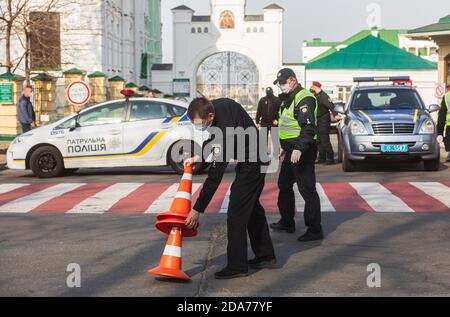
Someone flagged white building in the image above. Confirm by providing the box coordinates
[152,0,284,109]
[0,0,162,84]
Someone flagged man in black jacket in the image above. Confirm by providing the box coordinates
[310,81,338,164]
[270,68,323,242]
[17,85,36,133]
[256,87,281,141]
[437,88,450,162]
[184,97,275,280]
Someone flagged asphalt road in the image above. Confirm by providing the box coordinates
[1,137,450,296]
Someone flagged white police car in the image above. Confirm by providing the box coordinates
[7,97,207,178]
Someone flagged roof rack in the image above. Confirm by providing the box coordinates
[353,76,411,83]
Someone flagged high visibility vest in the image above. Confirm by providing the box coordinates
[279,88,318,140]
[445,92,450,127]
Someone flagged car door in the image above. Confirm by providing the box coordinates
[63,101,126,168]
[122,100,183,165]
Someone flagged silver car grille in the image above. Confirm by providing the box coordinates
[371,123,415,135]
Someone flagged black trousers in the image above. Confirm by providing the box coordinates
[277,144,322,233]
[227,163,275,271]
[317,114,334,160]
[21,123,31,133]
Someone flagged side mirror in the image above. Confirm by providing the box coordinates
[69,115,81,132]
[334,102,346,114]
[427,104,440,113]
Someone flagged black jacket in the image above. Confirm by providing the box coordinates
[256,95,281,125]
[279,85,318,153]
[193,98,264,213]
[315,90,336,118]
[17,95,36,124]
[437,96,449,136]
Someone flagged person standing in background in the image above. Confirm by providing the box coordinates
[17,85,36,134]
[256,87,281,143]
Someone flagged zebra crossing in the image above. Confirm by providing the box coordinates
[0,182,449,215]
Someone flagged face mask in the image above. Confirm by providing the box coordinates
[279,83,291,94]
[194,122,212,131]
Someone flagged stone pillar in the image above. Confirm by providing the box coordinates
[32,73,57,125]
[63,68,86,115]
[125,82,139,93]
[108,76,126,100]
[88,71,107,104]
[0,72,25,137]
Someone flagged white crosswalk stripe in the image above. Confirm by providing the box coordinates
[219,185,232,213]
[350,183,414,213]
[67,183,143,214]
[146,183,202,214]
[0,183,29,195]
[317,183,336,212]
[410,182,450,208]
[0,183,85,213]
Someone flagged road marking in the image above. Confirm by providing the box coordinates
[321,182,373,212]
[350,183,414,213]
[146,183,201,214]
[0,184,55,207]
[219,186,232,213]
[0,184,85,213]
[0,184,29,195]
[317,183,336,212]
[68,183,143,214]
[410,182,450,208]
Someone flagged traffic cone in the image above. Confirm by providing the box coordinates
[148,227,189,281]
[155,165,198,237]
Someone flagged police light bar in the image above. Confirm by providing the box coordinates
[120,89,135,98]
[353,76,411,83]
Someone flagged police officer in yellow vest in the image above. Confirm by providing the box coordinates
[270,68,324,242]
[437,87,450,162]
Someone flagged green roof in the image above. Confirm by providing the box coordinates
[88,71,106,78]
[306,35,437,70]
[408,15,450,34]
[31,73,54,81]
[0,72,25,81]
[63,68,85,75]
[108,76,125,82]
[304,38,340,47]
[309,29,405,63]
[125,82,138,88]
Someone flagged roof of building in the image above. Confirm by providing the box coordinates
[192,15,211,22]
[309,29,405,63]
[0,72,25,81]
[171,5,193,11]
[304,38,341,48]
[264,4,284,10]
[408,15,450,34]
[63,68,85,75]
[108,75,125,82]
[88,71,106,78]
[152,64,173,71]
[306,35,437,70]
[244,15,264,22]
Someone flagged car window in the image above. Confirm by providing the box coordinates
[55,117,76,130]
[352,89,422,110]
[78,102,125,127]
[129,101,170,122]
[170,105,187,117]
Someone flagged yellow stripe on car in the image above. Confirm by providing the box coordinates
[358,110,373,123]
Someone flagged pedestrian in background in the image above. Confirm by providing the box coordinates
[437,85,450,162]
[256,87,281,142]
[17,85,36,134]
[310,81,339,165]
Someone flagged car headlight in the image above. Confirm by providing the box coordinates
[419,119,435,134]
[349,120,368,135]
[12,133,34,145]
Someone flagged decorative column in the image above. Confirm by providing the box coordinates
[125,82,139,93]
[108,76,126,100]
[31,73,57,125]
[88,71,107,104]
[0,72,25,137]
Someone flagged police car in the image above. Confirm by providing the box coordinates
[335,77,441,172]
[7,95,208,178]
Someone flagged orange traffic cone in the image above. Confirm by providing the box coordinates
[155,165,198,237]
[148,227,189,281]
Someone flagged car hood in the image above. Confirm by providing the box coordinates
[353,108,420,123]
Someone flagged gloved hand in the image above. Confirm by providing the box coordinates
[291,150,302,163]
[437,135,444,143]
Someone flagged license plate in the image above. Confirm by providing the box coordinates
[380,144,409,153]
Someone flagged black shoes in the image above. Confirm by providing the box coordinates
[270,222,295,233]
[214,268,249,280]
[297,230,324,242]
[248,256,277,269]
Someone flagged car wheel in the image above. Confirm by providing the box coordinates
[168,140,203,175]
[342,150,358,172]
[424,157,440,171]
[64,168,79,176]
[30,146,65,178]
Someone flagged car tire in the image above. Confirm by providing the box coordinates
[30,146,65,178]
[342,151,358,172]
[168,140,203,175]
[424,156,440,171]
[64,168,79,176]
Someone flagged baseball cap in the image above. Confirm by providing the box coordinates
[273,68,297,85]
[312,81,322,88]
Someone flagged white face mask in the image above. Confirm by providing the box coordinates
[279,83,291,94]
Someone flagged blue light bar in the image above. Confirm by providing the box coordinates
[353,76,411,83]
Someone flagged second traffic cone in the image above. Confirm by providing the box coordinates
[148,227,189,281]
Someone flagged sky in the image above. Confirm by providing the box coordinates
[161,0,450,63]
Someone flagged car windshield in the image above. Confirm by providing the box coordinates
[351,88,422,110]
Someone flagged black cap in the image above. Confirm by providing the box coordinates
[273,68,297,85]
[266,87,273,94]
[139,85,150,92]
